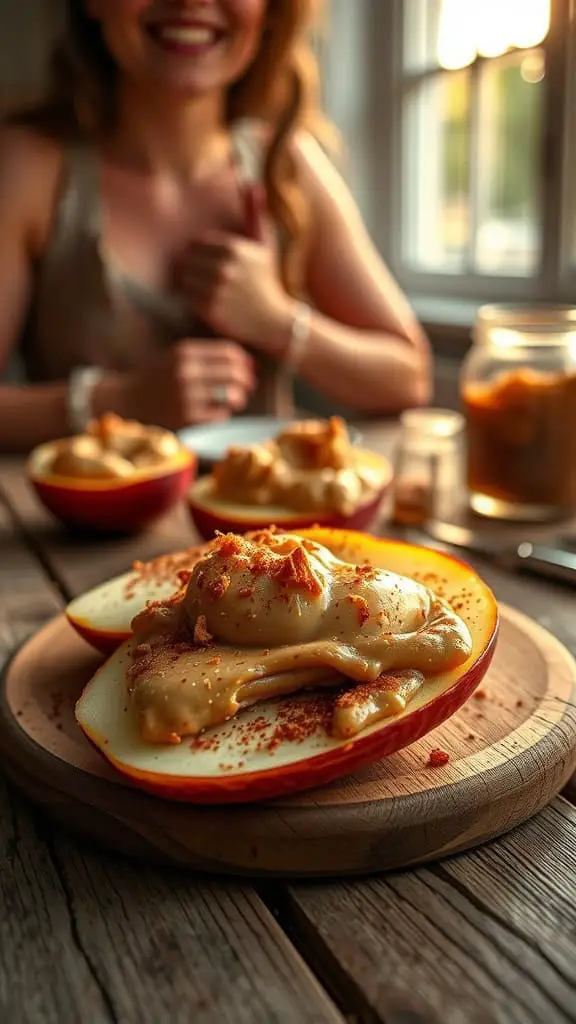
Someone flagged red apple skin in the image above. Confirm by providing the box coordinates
[187,455,393,540]
[68,620,130,654]
[188,487,388,540]
[77,625,497,804]
[30,456,195,533]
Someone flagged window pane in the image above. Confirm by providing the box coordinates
[402,71,470,270]
[474,50,544,275]
[403,0,442,71]
[405,0,551,72]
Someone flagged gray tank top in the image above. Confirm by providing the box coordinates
[22,120,293,417]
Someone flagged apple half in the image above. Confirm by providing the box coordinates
[74,529,499,803]
[66,542,210,653]
[187,448,393,540]
[28,442,195,533]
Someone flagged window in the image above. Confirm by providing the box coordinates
[360,0,576,313]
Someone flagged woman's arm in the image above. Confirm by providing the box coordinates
[0,129,75,452]
[0,131,255,453]
[0,130,142,453]
[291,132,431,413]
[183,134,432,416]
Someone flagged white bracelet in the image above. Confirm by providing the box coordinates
[283,301,311,373]
[67,366,105,434]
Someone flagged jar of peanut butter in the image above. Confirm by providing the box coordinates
[461,304,576,521]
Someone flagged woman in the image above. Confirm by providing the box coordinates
[0,0,431,452]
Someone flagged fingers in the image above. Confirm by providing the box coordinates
[174,339,252,363]
[180,381,251,426]
[187,241,231,264]
[183,234,258,272]
[170,340,255,425]
[206,364,255,395]
[175,339,254,377]
[203,381,250,412]
[176,354,254,393]
[181,246,240,300]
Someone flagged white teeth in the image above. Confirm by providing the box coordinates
[157,26,215,46]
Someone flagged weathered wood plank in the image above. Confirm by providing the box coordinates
[283,798,576,1024]
[0,773,114,1024]
[0,495,62,666]
[0,765,344,1024]
[45,834,344,1024]
[0,502,100,1023]
[0,495,344,1024]
[563,774,576,804]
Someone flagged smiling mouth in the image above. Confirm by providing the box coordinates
[148,23,226,56]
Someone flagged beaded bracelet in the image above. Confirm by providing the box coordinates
[67,366,105,433]
[282,301,311,373]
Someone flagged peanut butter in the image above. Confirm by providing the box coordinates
[463,367,576,513]
[212,417,386,516]
[126,530,473,744]
[47,413,182,480]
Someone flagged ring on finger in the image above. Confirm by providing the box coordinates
[211,383,228,406]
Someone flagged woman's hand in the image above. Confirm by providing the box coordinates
[177,233,292,355]
[95,340,255,431]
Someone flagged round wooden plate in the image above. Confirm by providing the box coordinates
[1,606,575,877]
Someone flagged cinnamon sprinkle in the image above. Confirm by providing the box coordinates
[427,748,450,767]
[213,533,245,557]
[193,615,213,646]
[265,695,334,749]
[205,573,231,601]
[346,593,370,626]
[352,565,378,584]
[125,544,207,597]
[334,670,417,710]
[275,545,322,596]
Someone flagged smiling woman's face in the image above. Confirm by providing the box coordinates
[86,0,268,95]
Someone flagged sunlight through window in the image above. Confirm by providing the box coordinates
[438,0,550,70]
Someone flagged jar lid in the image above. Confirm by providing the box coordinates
[475,303,576,343]
[400,407,464,440]
[477,303,576,328]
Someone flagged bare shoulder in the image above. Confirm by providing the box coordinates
[241,118,341,197]
[0,125,62,181]
[290,129,359,221]
[0,126,64,252]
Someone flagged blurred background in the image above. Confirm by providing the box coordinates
[0,0,571,375]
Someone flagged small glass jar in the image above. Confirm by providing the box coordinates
[461,304,576,521]
[391,408,465,526]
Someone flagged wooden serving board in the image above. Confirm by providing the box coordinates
[1,605,575,877]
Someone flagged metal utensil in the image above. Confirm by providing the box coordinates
[416,519,576,586]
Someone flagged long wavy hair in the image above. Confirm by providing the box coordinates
[7,0,334,295]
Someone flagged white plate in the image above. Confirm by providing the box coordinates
[178,416,361,465]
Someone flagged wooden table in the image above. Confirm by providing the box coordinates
[1,425,576,1024]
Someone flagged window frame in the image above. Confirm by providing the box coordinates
[366,0,574,310]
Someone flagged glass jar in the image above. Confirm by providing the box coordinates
[391,408,465,526]
[461,304,576,521]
